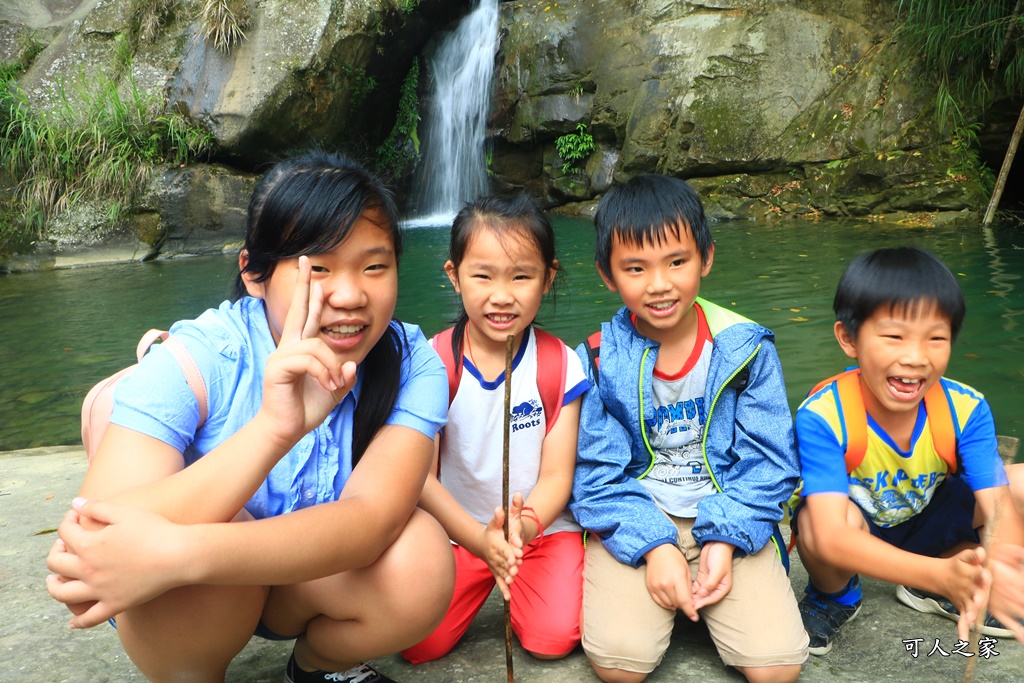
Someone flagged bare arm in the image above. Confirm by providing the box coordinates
[418,437,489,553]
[79,255,356,525]
[49,423,434,628]
[803,492,987,639]
[518,396,581,544]
[975,482,1024,640]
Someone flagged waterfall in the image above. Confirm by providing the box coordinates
[408,0,498,226]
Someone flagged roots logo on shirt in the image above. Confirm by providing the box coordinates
[510,400,543,432]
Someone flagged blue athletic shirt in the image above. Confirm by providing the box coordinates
[110,297,448,519]
[796,376,1007,527]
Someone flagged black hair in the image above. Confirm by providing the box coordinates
[593,174,713,278]
[234,150,406,465]
[834,246,966,342]
[447,193,559,367]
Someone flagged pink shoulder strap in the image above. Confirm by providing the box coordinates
[137,330,209,426]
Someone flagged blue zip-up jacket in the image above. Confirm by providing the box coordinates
[570,298,799,568]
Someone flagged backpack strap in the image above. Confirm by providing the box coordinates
[533,329,568,435]
[585,330,602,385]
[433,327,567,434]
[160,337,209,428]
[817,368,957,475]
[923,382,957,474]
[431,327,461,408]
[830,371,870,473]
[136,330,209,427]
[82,330,208,462]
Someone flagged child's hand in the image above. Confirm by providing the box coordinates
[259,256,357,448]
[478,505,524,601]
[692,541,734,610]
[644,543,698,621]
[987,543,1024,643]
[45,499,191,629]
[939,547,990,642]
[506,492,527,548]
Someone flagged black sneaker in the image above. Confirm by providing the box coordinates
[284,653,398,683]
[799,586,862,656]
[895,584,1013,638]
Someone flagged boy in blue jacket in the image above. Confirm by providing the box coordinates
[571,174,807,683]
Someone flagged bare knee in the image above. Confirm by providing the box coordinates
[734,664,802,683]
[382,508,455,630]
[118,583,266,682]
[590,662,648,683]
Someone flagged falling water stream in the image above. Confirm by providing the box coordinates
[408,0,499,226]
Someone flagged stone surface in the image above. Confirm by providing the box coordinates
[0,0,1005,264]
[3,446,1023,682]
[491,0,989,214]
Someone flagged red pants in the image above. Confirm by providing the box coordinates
[402,531,584,663]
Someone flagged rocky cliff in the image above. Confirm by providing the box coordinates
[0,0,994,269]
[489,0,987,219]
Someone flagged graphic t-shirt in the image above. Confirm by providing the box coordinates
[797,376,1007,527]
[640,305,715,517]
[437,326,589,535]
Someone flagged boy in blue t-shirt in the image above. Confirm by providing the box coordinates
[571,174,807,683]
[794,246,1024,656]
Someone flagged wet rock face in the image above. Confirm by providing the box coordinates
[8,0,466,164]
[1,0,464,264]
[0,0,993,267]
[491,0,987,215]
[13,0,392,163]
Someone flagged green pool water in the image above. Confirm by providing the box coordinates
[1,217,1021,452]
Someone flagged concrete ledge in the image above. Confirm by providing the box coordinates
[2,446,1021,682]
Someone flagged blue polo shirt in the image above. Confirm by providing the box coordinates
[110,297,447,519]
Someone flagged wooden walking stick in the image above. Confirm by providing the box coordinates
[961,447,1015,683]
[502,333,515,683]
[961,504,999,683]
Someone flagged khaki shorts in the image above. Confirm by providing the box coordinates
[581,516,809,672]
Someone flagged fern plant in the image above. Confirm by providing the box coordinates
[376,60,421,179]
[897,0,1024,190]
[554,123,595,175]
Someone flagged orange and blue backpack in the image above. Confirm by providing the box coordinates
[784,367,958,549]
[809,368,957,476]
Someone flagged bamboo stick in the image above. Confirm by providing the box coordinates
[503,333,515,683]
[962,472,1004,683]
[982,102,1024,226]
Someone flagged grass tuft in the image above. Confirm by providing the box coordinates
[0,68,214,254]
[201,0,252,54]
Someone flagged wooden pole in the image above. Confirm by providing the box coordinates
[962,464,1004,683]
[983,102,1024,226]
[503,333,515,683]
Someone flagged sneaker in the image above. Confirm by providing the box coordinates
[284,654,398,683]
[799,589,862,656]
[895,584,1013,638]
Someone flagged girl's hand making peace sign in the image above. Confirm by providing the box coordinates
[257,256,358,450]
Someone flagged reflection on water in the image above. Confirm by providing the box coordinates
[1,218,1022,451]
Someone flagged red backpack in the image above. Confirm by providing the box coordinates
[81,329,208,462]
[431,327,568,435]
